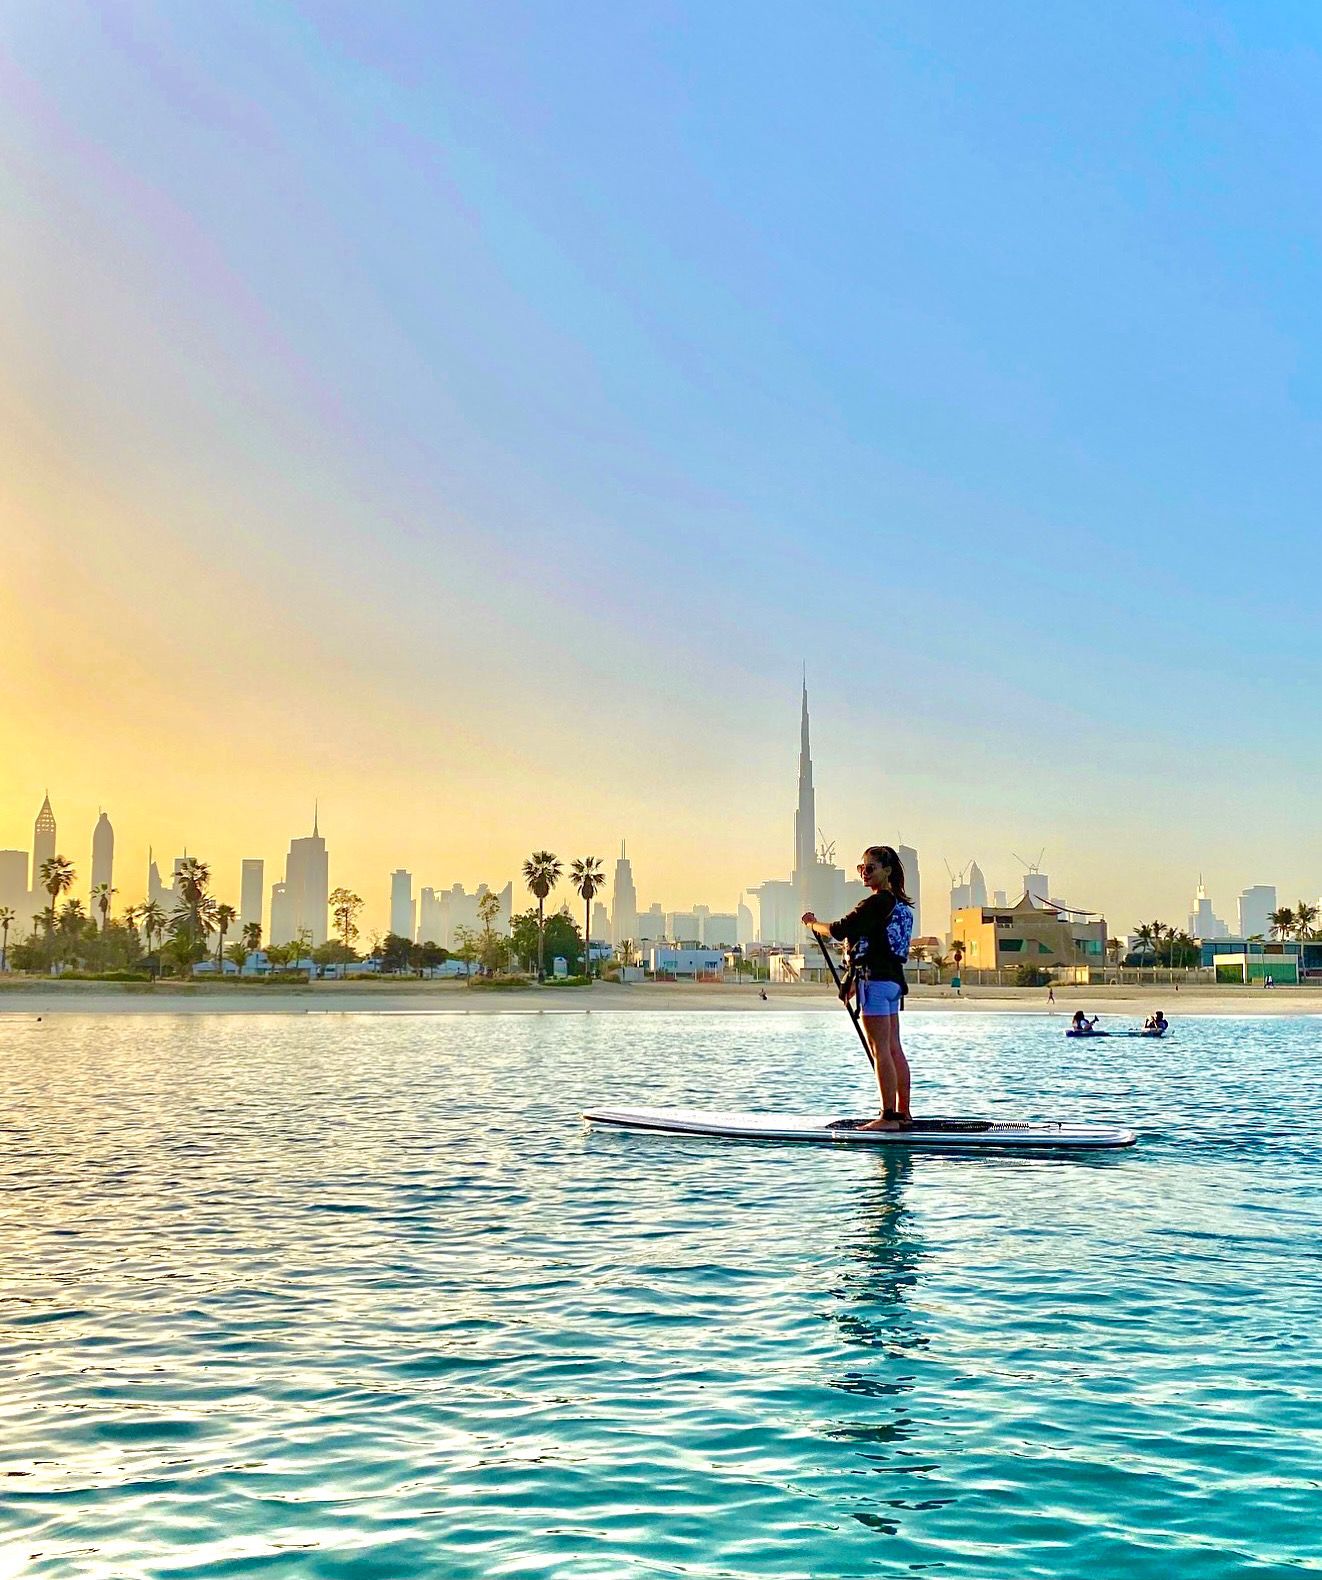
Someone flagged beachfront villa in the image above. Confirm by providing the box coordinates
[952,894,1107,976]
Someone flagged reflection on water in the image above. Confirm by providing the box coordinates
[2,1009,1322,1578]
[823,1154,953,1536]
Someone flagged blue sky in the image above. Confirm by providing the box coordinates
[3,1,1320,926]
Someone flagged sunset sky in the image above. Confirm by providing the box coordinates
[4,2,1322,930]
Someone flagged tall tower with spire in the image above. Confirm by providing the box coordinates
[280,807,329,945]
[793,675,816,895]
[610,840,639,947]
[31,793,56,908]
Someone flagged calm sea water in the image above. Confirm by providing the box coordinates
[2,1008,1320,1578]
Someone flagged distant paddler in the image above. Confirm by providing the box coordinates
[802,844,916,1131]
[1068,1010,1107,1037]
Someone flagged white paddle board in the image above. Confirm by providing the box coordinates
[583,1105,1136,1150]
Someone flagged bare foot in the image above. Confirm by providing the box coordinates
[859,1116,901,1131]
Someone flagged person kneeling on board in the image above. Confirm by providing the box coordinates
[803,844,915,1131]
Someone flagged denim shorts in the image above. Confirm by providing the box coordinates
[858,979,902,1017]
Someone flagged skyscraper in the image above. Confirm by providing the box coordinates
[240,859,264,936]
[90,811,114,910]
[31,793,56,907]
[791,678,840,928]
[282,808,329,946]
[793,677,816,904]
[418,886,443,943]
[147,849,173,910]
[898,844,922,936]
[1237,885,1276,940]
[269,880,293,945]
[967,860,988,909]
[1188,879,1227,940]
[390,870,415,940]
[0,850,28,924]
[610,841,639,945]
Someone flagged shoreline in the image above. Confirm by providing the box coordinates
[1,978,1318,1017]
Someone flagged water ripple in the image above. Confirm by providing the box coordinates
[1,1010,1321,1577]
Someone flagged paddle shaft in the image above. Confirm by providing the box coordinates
[814,932,875,1069]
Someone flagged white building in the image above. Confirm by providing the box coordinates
[269,880,294,945]
[703,912,739,947]
[423,881,513,949]
[90,811,114,913]
[610,842,638,945]
[1188,879,1228,940]
[418,886,443,943]
[746,879,798,947]
[389,870,415,940]
[638,903,665,947]
[649,946,724,978]
[667,911,700,944]
[240,858,264,936]
[1237,884,1277,940]
[281,810,329,946]
[0,850,28,924]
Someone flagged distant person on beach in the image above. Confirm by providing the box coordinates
[1047,986,1055,1005]
[802,844,915,1130]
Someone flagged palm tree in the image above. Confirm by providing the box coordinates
[40,855,75,934]
[172,857,213,941]
[522,851,562,981]
[570,857,605,980]
[1293,902,1318,941]
[1269,907,1295,942]
[616,937,635,970]
[951,939,966,978]
[91,882,116,932]
[213,903,237,974]
[0,907,14,971]
[138,900,166,976]
[931,950,950,984]
[241,921,262,955]
[121,903,139,942]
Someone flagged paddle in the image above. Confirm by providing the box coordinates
[813,932,875,1070]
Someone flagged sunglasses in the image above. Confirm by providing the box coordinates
[858,862,881,875]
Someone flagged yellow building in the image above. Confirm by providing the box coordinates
[952,894,1106,975]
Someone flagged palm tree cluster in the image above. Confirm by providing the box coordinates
[5,853,254,979]
[1268,903,1318,941]
[520,851,604,980]
[1130,919,1200,968]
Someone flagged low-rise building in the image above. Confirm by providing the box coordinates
[952,894,1106,974]
[649,946,724,979]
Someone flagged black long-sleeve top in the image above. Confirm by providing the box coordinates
[828,891,908,988]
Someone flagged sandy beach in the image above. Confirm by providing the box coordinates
[1,978,1317,1017]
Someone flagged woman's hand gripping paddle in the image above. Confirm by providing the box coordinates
[814,933,875,1071]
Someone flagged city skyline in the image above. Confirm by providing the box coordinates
[4,736,1317,945]
[7,6,1322,935]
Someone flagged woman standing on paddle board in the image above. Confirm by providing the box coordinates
[802,845,915,1131]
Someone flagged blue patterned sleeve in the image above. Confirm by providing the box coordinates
[886,902,914,962]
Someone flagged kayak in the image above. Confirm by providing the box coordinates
[583,1106,1136,1151]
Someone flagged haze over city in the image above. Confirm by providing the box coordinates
[6,3,1322,928]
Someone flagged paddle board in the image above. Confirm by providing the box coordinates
[583,1106,1136,1150]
